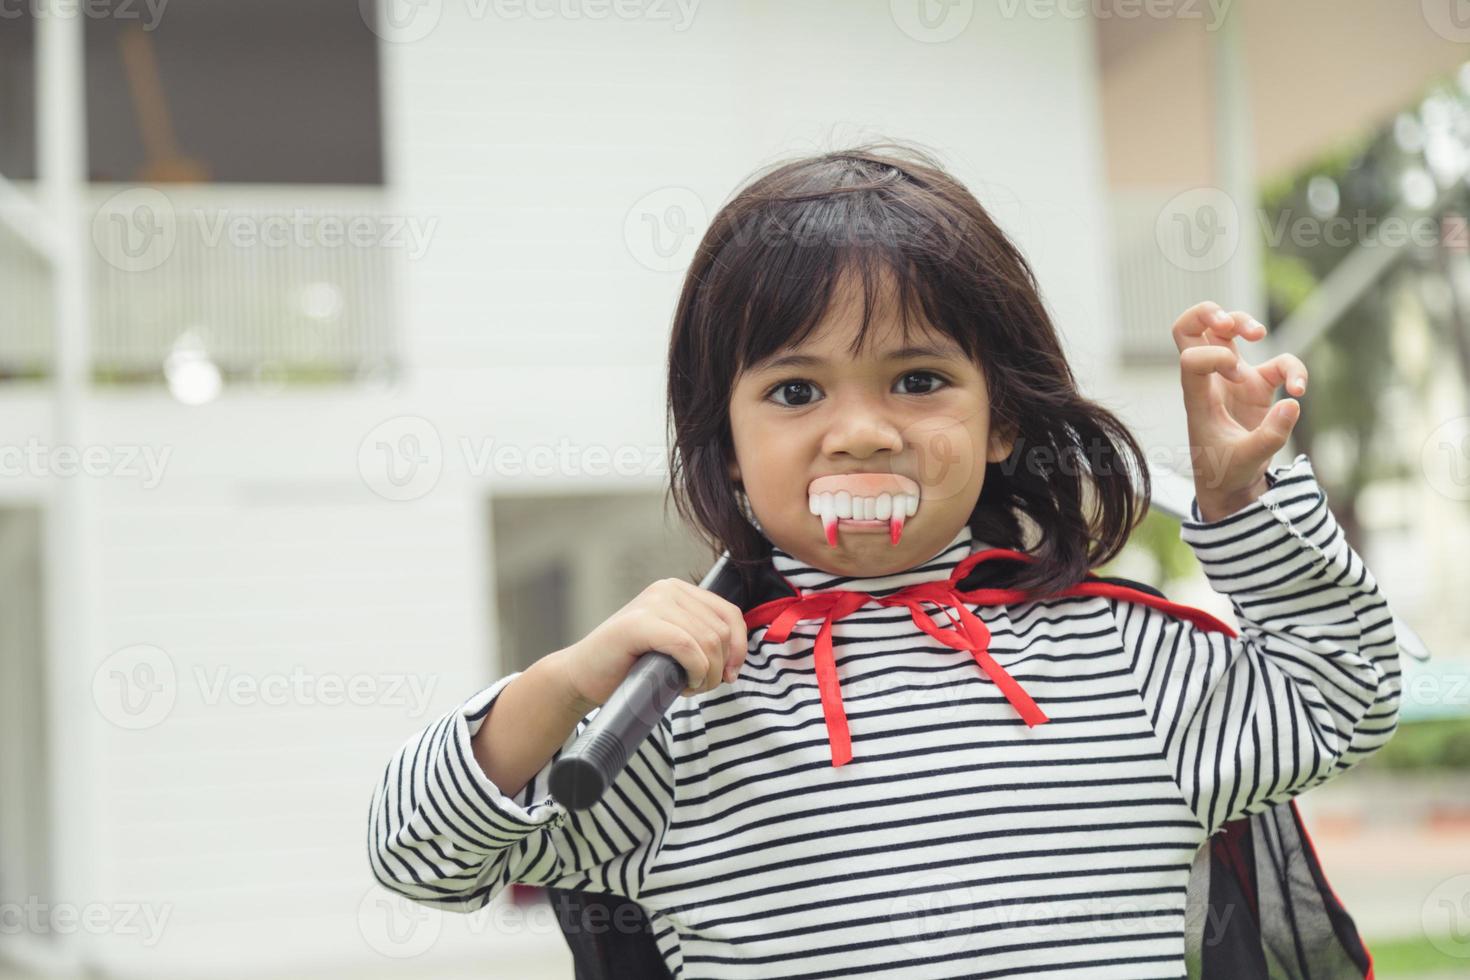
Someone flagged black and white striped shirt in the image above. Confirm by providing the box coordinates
[368,452,1401,978]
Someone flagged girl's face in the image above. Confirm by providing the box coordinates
[727,273,1013,577]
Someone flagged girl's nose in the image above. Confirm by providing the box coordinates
[821,401,904,459]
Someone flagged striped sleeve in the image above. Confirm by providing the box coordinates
[367,671,678,911]
[1110,452,1402,837]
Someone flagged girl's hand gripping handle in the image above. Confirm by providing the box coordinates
[549,555,746,810]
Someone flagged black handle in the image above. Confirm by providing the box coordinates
[549,554,735,811]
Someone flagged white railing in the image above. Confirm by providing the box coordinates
[1110,187,1237,365]
[0,211,54,380]
[0,182,402,383]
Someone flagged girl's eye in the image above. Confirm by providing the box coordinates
[764,371,950,407]
[767,380,821,407]
[896,371,948,395]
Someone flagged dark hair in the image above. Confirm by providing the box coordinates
[664,140,1151,599]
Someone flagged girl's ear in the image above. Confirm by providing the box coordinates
[727,458,742,484]
[986,425,1016,463]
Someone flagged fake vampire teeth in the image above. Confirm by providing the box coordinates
[807,473,922,548]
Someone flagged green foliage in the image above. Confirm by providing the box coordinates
[1096,507,1198,591]
[1363,931,1469,975]
[1359,717,1470,772]
[1263,252,1319,313]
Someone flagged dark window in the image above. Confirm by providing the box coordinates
[0,7,36,179]
[85,0,383,184]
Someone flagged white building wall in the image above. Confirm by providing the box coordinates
[1,3,1120,975]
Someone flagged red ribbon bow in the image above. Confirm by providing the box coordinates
[743,547,1052,768]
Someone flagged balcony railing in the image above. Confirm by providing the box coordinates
[1110,187,1237,365]
[0,182,402,386]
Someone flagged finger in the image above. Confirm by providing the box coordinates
[664,593,731,691]
[669,581,748,681]
[643,621,709,697]
[1221,310,1268,344]
[1179,344,1243,411]
[676,602,729,693]
[1254,353,1309,396]
[1172,301,1235,351]
[664,622,722,695]
[1237,397,1300,461]
[709,598,749,682]
[1172,303,1266,352]
[1202,311,1268,364]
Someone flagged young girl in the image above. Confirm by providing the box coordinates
[368,143,1401,979]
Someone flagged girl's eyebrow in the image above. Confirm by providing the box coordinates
[756,344,962,372]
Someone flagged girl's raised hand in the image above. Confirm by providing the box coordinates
[1173,301,1308,522]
